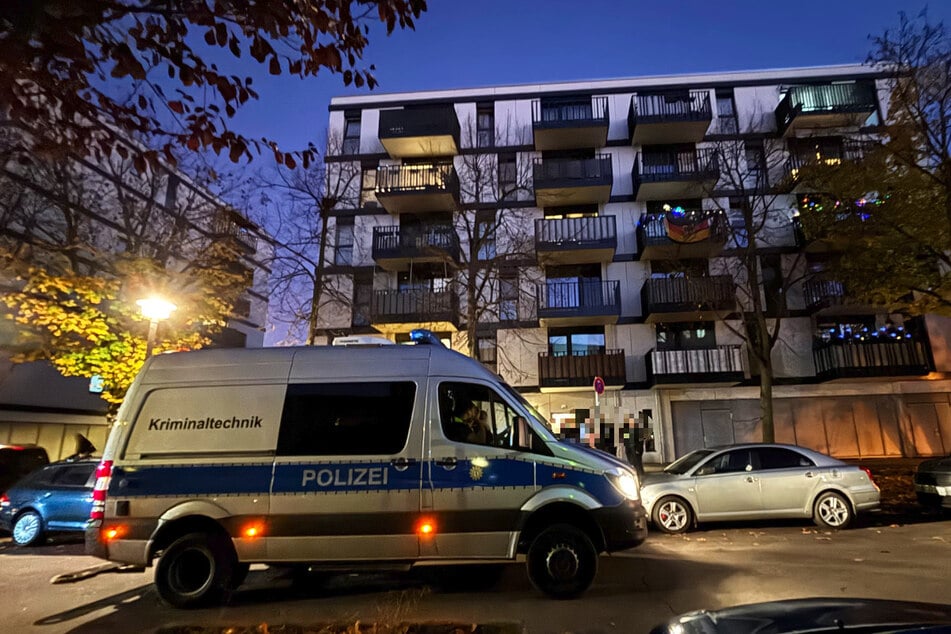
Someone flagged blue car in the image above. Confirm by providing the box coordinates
[0,459,97,546]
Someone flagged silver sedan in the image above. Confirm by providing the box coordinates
[641,443,880,534]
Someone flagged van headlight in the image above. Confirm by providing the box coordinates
[607,470,640,501]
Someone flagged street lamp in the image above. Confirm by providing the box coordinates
[137,297,176,356]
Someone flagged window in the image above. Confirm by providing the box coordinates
[701,449,753,474]
[343,111,361,155]
[476,211,496,260]
[548,327,605,356]
[715,89,737,134]
[745,140,767,188]
[655,322,715,350]
[438,381,536,451]
[498,153,517,201]
[477,103,494,148]
[360,164,378,208]
[51,464,95,487]
[762,253,785,313]
[277,382,416,456]
[755,447,813,470]
[352,270,372,327]
[499,272,518,321]
[334,218,354,266]
[477,337,498,373]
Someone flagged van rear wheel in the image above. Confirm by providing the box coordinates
[526,524,597,599]
[155,532,237,608]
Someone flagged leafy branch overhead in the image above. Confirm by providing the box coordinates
[0,0,427,167]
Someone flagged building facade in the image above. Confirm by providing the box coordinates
[320,64,951,462]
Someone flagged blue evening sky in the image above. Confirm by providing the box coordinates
[227,0,949,152]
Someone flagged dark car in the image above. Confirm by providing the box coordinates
[915,455,951,510]
[0,459,97,546]
[0,444,50,494]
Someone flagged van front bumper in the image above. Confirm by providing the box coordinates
[592,500,648,552]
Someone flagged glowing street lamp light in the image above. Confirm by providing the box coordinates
[137,297,176,356]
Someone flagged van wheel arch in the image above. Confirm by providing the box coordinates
[149,515,231,562]
[517,502,604,554]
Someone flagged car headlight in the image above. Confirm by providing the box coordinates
[607,470,640,501]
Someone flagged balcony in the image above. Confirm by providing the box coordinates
[538,350,626,392]
[641,275,736,323]
[533,155,613,207]
[637,209,727,260]
[371,225,460,272]
[647,345,745,387]
[370,289,459,334]
[536,280,621,327]
[802,279,873,315]
[532,97,609,151]
[375,163,460,214]
[813,338,931,381]
[535,216,617,265]
[629,91,712,145]
[378,106,460,158]
[632,148,719,201]
[776,83,878,137]
[785,139,870,192]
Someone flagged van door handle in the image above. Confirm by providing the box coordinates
[435,457,457,470]
[746,476,756,483]
[390,458,417,472]
[804,471,815,478]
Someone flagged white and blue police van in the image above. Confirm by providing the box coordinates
[86,330,647,607]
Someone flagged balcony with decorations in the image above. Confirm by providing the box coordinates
[531,97,609,151]
[378,105,460,158]
[813,325,932,381]
[784,137,870,192]
[371,225,460,272]
[375,163,460,214]
[637,206,727,260]
[775,82,878,137]
[535,215,617,265]
[536,279,621,327]
[533,154,613,207]
[369,288,460,334]
[647,345,745,387]
[632,147,719,201]
[537,349,626,392]
[629,90,713,145]
[641,275,736,323]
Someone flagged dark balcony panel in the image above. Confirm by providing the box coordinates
[533,155,613,207]
[629,91,713,145]
[637,210,727,260]
[538,349,626,391]
[536,280,621,327]
[375,164,460,214]
[647,345,745,387]
[776,83,878,136]
[372,225,460,271]
[814,339,931,381]
[642,275,736,323]
[802,279,873,315]
[369,289,459,334]
[632,148,719,201]
[378,106,461,157]
[532,97,609,151]
[785,139,870,192]
[535,216,617,265]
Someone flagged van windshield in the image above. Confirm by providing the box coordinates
[501,384,557,441]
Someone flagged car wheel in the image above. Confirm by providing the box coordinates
[652,496,693,534]
[12,510,43,546]
[154,532,238,608]
[813,491,853,529]
[526,524,598,599]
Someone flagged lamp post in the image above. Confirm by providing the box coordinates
[136,297,176,356]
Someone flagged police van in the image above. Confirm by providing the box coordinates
[86,331,647,607]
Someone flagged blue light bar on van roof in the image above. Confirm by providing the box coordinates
[410,329,445,347]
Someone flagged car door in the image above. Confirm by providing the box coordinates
[692,448,763,520]
[423,379,538,559]
[43,463,95,530]
[753,447,820,516]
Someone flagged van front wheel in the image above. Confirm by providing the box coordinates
[155,532,237,608]
[526,524,597,599]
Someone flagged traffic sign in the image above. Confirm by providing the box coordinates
[593,376,605,396]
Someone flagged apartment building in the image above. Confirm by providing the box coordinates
[320,64,951,462]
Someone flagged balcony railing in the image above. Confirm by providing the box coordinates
[370,289,459,324]
[642,275,735,320]
[532,97,608,128]
[803,279,849,312]
[378,106,461,157]
[376,163,458,194]
[628,91,713,145]
[536,280,621,322]
[647,345,744,385]
[372,225,460,264]
[535,216,617,252]
[637,210,727,258]
[813,338,931,380]
[635,148,719,183]
[538,349,626,389]
[533,155,613,186]
[776,83,878,135]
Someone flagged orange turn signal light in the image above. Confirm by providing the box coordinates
[416,518,437,537]
[242,523,265,539]
[103,525,127,541]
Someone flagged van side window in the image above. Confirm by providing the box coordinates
[438,382,543,453]
[277,382,416,456]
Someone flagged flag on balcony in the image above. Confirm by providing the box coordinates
[663,208,713,244]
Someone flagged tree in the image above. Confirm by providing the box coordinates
[801,11,951,316]
[0,0,426,168]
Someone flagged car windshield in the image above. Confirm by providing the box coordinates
[501,384,557,441]
[664,449,716,474]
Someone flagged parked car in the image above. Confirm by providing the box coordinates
[0,459,97,546]
[640,443,880,534]
[915,455,951,510]
[0,444,49,494]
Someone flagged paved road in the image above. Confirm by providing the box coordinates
[2,513,949,633]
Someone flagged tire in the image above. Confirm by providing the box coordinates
[652,496,693,535]
[526,524,598,599]
[12,510,43,547]
[154,532,238,608]
[813,491,853,529]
